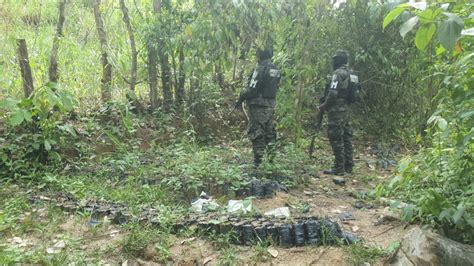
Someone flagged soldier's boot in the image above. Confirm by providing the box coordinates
[344,166,353,174]
[344,155,354,174]
[254,155,262,167]
[323,169,345,176]
[327,142,345,176]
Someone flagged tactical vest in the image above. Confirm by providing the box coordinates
[260,60,281,99]
[334,66,360,104]
[335,66,350,100]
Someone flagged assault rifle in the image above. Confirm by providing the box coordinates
[308,96,326,158]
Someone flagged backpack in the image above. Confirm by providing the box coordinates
[346,73,360,104]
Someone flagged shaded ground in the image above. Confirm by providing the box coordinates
[0,139,408,265]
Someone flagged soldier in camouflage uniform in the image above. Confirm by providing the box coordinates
[318,50,354,176]
[235,49,281,167]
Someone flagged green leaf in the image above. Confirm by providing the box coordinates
[397,157,412,173]
[415,23,436,50]
[400,16,419,38]
[58,124,77,137]
[9,109,26,126]
[435,45,446,55]
[45,81,58,90]
[418,9,433,23]
[44,140,51,151]
[402,204,415,221]
[460,110,474,119]
[23,110,32,122]
[0,97,19,110]
[453,206,466,224]
[383,5,408,29]
[439,208,453,220]
[438,12,464,51]
[437,117,447,130]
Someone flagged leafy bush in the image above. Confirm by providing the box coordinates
[380,2,473,244]
[0,83,77,178]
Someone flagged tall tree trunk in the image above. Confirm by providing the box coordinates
[119,0,137,94]
[148,44,159,110]
[147,0,161,111]
[48,0,66,84]
[215,60,224,90]
[119,0,141,111]
[171,50,178,92]
[93,0,112,103]
[16,39,34,98]
[232,47,237,83]
[159,47,173,111]
[152,0,173,111]
[153,0,161,12]
[176,46,185,106]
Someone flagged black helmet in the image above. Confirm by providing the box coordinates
[332,50,348,61]
[256,48,272,62]
[331,50,348,69]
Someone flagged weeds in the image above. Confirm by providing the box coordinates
[252,239,271,262]
[218,247,238,265]
[345,242,400,265]
[122,223,161,257]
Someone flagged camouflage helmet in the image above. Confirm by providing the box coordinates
[332,50,349,61]
[257,48,272,62]
[331,50,349,68]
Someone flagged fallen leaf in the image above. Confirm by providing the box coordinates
[12,237,24,244]
[203,254,217,265]
[54,240,66,249]
[109,229,120,237]
[46,248,61,254]
[267,247,279,258]
[181,237,196,245]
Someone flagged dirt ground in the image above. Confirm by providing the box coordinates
[157,149,411,265]
[2,144,410,265]
[123,167,410,265]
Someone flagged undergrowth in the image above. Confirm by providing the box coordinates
[345,241,400,265]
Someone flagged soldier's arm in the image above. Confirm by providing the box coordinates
[318,74,339,111]
[238,64,265,102]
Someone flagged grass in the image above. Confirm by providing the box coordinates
[218,247,239,265]
[252,239,271,262]
[345,242,400,265]
[0,117,317,264]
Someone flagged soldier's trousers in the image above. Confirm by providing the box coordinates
[327,109,353,173]
[247,105,276,166]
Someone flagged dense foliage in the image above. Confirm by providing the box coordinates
[0,0,472,246]
[379,1,474,244]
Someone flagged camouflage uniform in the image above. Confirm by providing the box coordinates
[320,63,354,175]
[238,58,281,166]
